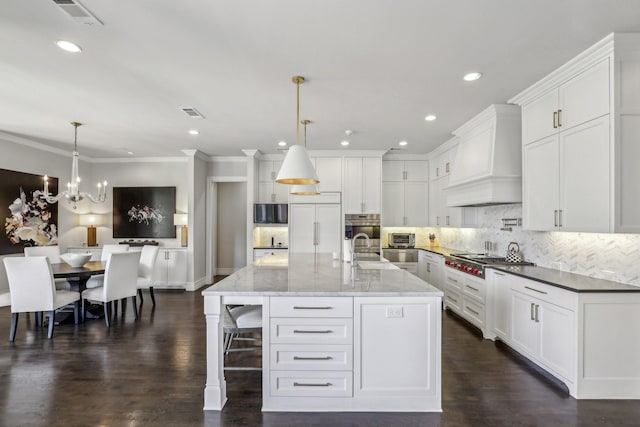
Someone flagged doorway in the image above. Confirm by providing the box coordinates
[215,182,247,275]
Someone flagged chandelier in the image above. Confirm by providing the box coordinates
[42,121,107,209]
[290,119,319,195]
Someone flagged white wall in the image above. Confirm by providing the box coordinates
[216,182,247,273]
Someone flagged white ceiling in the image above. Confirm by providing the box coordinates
[2,0,640,158]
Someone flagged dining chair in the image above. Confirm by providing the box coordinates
[85,244,130,289]
[136,245,159,307]
[24,245,70,290]
[82,251,140,328]
[3,256,81,341]
[223,305,262,370]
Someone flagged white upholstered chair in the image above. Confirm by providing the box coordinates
[85,244,130,289]
[223,305,262,370]
[3,256,81,341]
[136,245,159,307]
[82,251,140,328]
[24,246,70,290]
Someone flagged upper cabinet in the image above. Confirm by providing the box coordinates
[344,157,381,214]
[382,160,428,226]
[311,157,343,192]
[258,160,288,203]
[522,59,610,145]
[511,33,640,233]
[429,149,453,180]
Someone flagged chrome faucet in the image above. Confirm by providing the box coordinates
[351,233,371,265]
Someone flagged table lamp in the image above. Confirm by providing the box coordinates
[174,213,188,247]
[79,213,103,247]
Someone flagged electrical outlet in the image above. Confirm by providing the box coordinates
[386,306,403,318]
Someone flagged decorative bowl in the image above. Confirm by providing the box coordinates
[60,253,92,268]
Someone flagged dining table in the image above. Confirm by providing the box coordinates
[51,261,106,322]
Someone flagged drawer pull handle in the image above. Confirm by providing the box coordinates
[293,356,333,360]
[293,382,332,387]
[446,295,458,303]
[449,279,458,283]
[465,285,479,292]
[466,306,480,316]
[494,272,505,276]
[293,306,333,310]
[524,286,548,295]
[293,330,333,334]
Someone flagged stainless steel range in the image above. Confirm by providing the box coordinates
[444,253,534,279]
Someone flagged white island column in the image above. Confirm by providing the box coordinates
[203,295,227,410]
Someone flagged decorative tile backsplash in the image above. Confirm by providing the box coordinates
[384,204,640,286]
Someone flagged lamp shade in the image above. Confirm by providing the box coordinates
[290,184,320,195]
[275,145,319,185]
[173,213,188,226]
[79,213,103,226]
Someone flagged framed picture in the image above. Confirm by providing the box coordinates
[112,187,176,238]
[1,168,59,255]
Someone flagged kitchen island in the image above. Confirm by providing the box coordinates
[202,253,443,412]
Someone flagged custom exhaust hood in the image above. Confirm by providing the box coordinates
[446,104,523,207]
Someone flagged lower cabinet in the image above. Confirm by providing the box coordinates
[152,248,187,289]
[263,295,441,411]
[418,250,444,291]
[444,269,488,337]
[253,248,288,261]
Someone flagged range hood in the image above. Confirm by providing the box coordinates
[446,104,522,207]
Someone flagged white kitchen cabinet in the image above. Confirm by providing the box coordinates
[489,270,511,341]
[522,58,609,145]
[253,248,288,260]
[382,160,428,226]
[343,157,381,214]
[512,33,640,233]
[429,147,455,180]
[258,160,288,203]
[523,115,610,232]
[313,157,343,192]
[152,248,187,289]
[289,203,341,254]
[418,250,443,291]
[444,268,489,336]
[429,176,464,227]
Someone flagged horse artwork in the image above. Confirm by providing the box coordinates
[112,187,176,238]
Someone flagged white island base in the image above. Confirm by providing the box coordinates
[203,254,442,412]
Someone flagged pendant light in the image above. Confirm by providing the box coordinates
[42,122,107,209]
[290,119,320,195]
[275,76,319,185]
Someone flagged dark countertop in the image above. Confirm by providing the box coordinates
[489,265,640,293]
[253,246,288,250]
[382,246,457,257]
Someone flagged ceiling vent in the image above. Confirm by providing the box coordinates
[52,0,103,25]
[180,107,205,119]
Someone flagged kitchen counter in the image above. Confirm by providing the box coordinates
[253,246,288,249]
[202,253,442,412]
[489,264,640,293]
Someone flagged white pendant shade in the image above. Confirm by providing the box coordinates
[275,145,319,185]
[290,183,320,195]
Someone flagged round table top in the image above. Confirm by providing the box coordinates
[51,261,106,278]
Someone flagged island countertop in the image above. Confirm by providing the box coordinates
[202,253,442,297]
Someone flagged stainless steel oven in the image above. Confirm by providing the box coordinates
[345,214,380,254]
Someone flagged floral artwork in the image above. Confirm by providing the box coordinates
[1,168,59,255]
[113,187,175,238]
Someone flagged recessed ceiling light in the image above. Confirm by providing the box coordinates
[56,40,82,53]
[127,151,134,155]
[399,141,408,146]
[463,72,482,82]
[278,141,287,147]
[425,115,437,121]
[188,129,199,135]
[341,141,350,146]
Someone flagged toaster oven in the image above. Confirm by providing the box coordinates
[389,233,415,248]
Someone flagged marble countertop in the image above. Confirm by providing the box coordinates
[253,246,288,250]
[489,265,640,293]
[202,253,443,297]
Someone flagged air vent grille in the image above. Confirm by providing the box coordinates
[51,0,103,25]
[180,107,205,119]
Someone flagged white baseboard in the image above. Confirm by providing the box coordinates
[186,276,209,292]
[215,268,236,275]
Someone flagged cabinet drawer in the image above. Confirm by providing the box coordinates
[444,271,463,290]
[509,275,577,310]
[463,298,485,327]
[270,370,353,397]
[270,344,352,371]
[463,277,485,303]
[270,318,353,344]
[270,297,353,318]
[444,287,462,311]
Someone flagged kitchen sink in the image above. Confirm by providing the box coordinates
[357,261,399,270]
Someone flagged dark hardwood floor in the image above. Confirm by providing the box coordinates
[1,283,639,427]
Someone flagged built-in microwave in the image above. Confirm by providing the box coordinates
[254,204,288,224]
